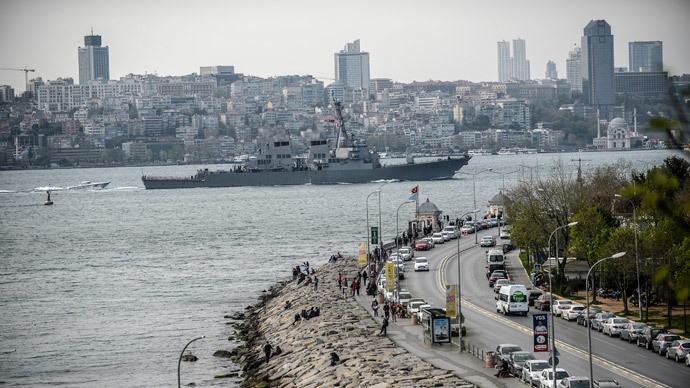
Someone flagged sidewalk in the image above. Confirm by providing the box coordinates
[353,291,524,388]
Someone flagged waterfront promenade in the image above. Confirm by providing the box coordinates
[232,256,524,387]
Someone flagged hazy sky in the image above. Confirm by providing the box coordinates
[1,0,689,93]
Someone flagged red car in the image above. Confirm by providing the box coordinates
[415,240,430,251]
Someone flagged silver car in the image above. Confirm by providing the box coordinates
[619,322,647,342]
[665,339,690,362]
[522,359,550,386]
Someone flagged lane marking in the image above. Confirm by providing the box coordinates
[437,253,670,388]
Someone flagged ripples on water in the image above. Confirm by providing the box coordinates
[0,150,680,386]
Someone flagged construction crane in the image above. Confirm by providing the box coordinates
[0,67,36,94]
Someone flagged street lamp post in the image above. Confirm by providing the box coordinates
[178,335,205,388]
[615,194,641,320]
[459,169,492,244]
[396,200,414,249]
[455,209,477,354]
[586,252,627,387]
[547,222,577,388]
[377,181,389,258]
[366,189,380,271]
[490,169,518,236]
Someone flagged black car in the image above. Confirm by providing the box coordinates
[528,290,542,306]
[502,242,516,253]
[637,327,668,350]
[493,343,523,366]
[507,351,536,376]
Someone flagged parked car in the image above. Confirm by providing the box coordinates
[460,225,475,235]
[562,304,586,321]
[591,312,616,332]
[602,317,630,337]
[442,226,458,239]
[507,351,536,377]
[652,333,682,356]
[500,229,510,239]
[637,327,668,350]
[539,368,571,388]
[407,300,427,317]
[493,343,523,366]
[396,289,412,307]
[502,242,516,253]
[576,307,601,326]
[619,322,648,342]
[534,294,553,311]
[493,278,512,293]
[666,339,690,362]
[521,359,550,386]
[528,289,543,306]
[488,272,506,287]
[414,257,429,271]
[480,235,496,247]
[551,299,573,317]
[558,376,591,388]
[423,237,435,249]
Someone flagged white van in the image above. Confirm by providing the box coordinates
[496,285,529,316]
[486,249,505,265]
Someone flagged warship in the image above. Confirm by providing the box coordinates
[141,102,471,189]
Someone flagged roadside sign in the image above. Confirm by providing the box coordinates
[371,227,379,245]
[534,264,541,271]
[533,313,549,352]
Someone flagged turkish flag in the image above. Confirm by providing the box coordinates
[411,185,418,194]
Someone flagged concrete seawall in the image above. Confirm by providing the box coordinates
[231,257,474,387]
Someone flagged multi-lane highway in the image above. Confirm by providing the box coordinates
[399,233,688,387]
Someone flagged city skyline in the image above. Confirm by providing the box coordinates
[1,0,689,93]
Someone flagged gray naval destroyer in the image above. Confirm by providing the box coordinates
[141,102,471,189]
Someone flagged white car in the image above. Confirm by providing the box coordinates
[388,257,405,273]
[431,232,445,244]
[493,278,511,294]
[551,300,573,316]
[441,231,451,241]
[442,226,458,239]
[539,368,571,388]
[398,247,413,261]
[561,304,586,321]
[460,225,475,234]
[522,359,550,386]
[500,229,510,239]
[602,317,630,337]
[414,257,429,271]
[480,235,496,247]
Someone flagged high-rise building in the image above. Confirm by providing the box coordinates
[78,32,110,84]
[629,41,663,72]
[334,39,370,93]
[581,20,614,116]
[566,46,582,92]
[511,39,530,81]
[497,41,512,82]
[545,61,558,79]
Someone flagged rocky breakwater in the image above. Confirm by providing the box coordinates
[230,258,474,387]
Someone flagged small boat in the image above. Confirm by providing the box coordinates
[67,181,110,190]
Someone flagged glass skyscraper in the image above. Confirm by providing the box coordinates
[497,41,511,82]
[581,20,614,117]
[566,46,582,93]
[78,33,110,84]
[334,39,370,93]
[629,41,663,72]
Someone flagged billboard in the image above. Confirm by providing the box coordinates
[445,284,457,317]
[533,313,549,352]
[357,242,367,266]
[432,317,451,344]
[385,262,396,290]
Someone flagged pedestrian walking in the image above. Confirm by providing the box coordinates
[379,317,389,335]
[383,302,390,320]
[263,342,273,364]
[371,298,379,317]
[313,275,319,291]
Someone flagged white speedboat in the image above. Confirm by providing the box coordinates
[68,181,110,190]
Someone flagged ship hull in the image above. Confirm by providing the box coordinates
[142,156,470,189]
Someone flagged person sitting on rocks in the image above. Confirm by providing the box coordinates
[330,352,340,366]
[285,300,292,310]
[293,313,301,324]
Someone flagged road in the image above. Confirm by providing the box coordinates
[399,232,688,388]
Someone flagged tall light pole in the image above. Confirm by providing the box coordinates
[178,335,205,388]
[366,189,380,271]
[455,209,477,354]
[547,221,577,388]
[396,200,414,249]
[615,194,641,320]
[587,252,627,387]
[459,169,492,244]
[377,181,389,257]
